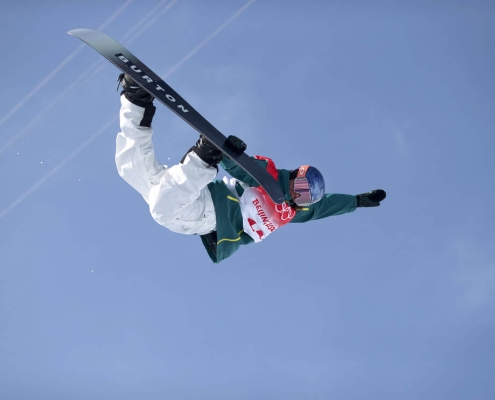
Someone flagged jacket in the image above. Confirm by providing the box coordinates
[200,156,357,263]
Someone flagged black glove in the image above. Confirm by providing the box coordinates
[118,73,156,127]
[356,189,386,207]
[118,73,154,107]
[225,135,247,153]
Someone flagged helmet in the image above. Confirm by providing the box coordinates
[293,165,325,206]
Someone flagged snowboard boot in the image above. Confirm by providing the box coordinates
[356,189,386,207]
[182,135,223,169]
[117,73,154,107]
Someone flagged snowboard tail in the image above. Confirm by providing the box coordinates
[68,28,285,204]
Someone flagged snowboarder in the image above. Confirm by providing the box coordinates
[115,74,386,263]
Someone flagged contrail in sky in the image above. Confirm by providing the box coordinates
[0,119,116,221]
[0,0,257,221]
[0,0,177,156]
[162,0,257,79]
[0,0,133,130]
[74,0,180,91]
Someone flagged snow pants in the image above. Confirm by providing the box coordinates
[115,96,217,235]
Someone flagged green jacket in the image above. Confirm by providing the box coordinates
[200,156,357,263]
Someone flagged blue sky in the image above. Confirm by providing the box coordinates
[1,1,494,399]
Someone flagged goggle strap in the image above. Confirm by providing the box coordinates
[297,165,310,178]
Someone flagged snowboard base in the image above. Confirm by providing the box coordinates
[68,28,284,204]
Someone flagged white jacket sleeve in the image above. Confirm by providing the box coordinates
[115,96,167,203]
[115,95,217,235]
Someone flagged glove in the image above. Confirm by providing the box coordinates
[117,73,154,107]
[226,135,247,153]
[356,189,386,207]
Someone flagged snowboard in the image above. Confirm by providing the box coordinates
[68,28,285,204]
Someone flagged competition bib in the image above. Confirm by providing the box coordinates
[223,155,295,243]
[238,186,296,242]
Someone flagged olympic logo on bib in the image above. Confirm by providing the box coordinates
[274,202,296,221]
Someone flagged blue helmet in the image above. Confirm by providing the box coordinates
[293,165,325,206]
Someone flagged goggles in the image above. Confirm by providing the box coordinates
[293,165,313,206]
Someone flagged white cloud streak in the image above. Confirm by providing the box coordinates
[161,0,257,79]
[0,0,257,221]
[0,0,177,156]
[0,118,117,220]
[0,0,133,130]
